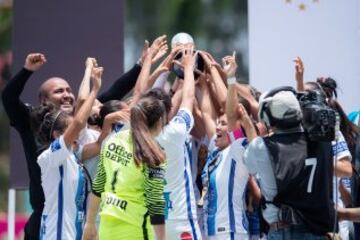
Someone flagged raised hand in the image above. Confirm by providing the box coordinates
[148,35,168,60]
[86,57,97,69]
[152,42,168,64]
[198,51,212,69]
[222,51,237,78]
[237,103,252,127]
[182,46,196,70]
[139,40,150,65]
[91,67,103,91]
[293,56,304,83]
[24,53,47,71]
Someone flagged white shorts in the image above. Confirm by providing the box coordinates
[166,219,202,240]
[208,232,249,240]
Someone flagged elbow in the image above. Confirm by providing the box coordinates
[219,99,226,110]
[335,159,353,177]
[343,167,353,178]
[1,91,15,110]
[1,88,12,105]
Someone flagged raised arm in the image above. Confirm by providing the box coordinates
[199,51,227,109]
[149,45,182,89]
[198,74,217,139]
[130,35,167,106]
[63,67,102,147]
[178,47,196,112]
[98,37,169,103]
[294,56,305,91]
[235,83,259,121]
[238,104,257,142]
[168,84,183,121]
[224,52,240,132]
[2,53,46,129]
[75,57,96,114]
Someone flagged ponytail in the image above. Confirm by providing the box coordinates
[130,97,166,167]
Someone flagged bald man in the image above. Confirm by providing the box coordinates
[38,77,75,113]
[2,53,141,240]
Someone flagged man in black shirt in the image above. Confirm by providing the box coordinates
[242,87,335,239]
[2,53,141,240]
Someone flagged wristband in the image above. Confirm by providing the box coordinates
[227,128,244,143]
[227,76,237,85]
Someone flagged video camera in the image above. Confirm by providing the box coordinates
[297,90,336,142]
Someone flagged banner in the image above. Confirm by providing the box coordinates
[248,0,360,113]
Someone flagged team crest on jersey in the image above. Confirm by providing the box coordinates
[50,139,61,152]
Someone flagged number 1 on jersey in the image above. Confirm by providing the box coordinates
[111,169,119,193]
[305,158,317,193]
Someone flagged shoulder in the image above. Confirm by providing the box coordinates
[158,109,193,143]
[332,131,351,160]
[247,136,267,151]
[169,108,194,132]
[243,137,268,162]
[37,136,71,167]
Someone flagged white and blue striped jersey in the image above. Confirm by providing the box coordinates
[38,136,87,240]
[202,138,249,236]
[157,108,201,237]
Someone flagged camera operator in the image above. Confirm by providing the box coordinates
[239,87,335,239]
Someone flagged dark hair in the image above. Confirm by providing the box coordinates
[317,77,337,99]
[248,85,261,102]
[238,95,260,135]
[130,96,166,167]
[305,81,327,98]
[142,88,172,115]
[31,103,70,146]
[328,98,360,146]
[88,100,127,128]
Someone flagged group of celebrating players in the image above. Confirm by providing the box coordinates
[2,33,360,240]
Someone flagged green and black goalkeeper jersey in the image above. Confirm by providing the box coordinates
[92,129,166,225]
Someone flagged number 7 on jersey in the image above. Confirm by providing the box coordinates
[305,158,317,193]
